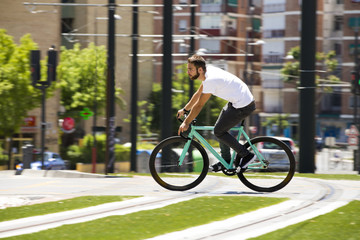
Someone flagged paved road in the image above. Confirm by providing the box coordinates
[0,170,359,239]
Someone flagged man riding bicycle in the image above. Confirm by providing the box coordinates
[177,54,256,171]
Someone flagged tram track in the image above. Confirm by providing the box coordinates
[149,177,349,240]
[0,175,223,238]
[0,175,357,239]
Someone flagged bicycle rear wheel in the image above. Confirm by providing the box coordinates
[237,137,296,192]
[149,136,209,191]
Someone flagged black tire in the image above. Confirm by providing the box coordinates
[149,136,209,191]
[237,137,296,192]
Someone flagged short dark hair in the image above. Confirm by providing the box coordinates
[188,54,206,72]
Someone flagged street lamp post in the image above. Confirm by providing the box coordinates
[105,0,116,174]
[353,17,360,173]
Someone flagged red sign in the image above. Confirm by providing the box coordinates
[346,125,359,146]
[22,116,36,127]
[62,117,75,133]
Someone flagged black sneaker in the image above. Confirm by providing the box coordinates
[240,153,256,169]
[210,162,224,172]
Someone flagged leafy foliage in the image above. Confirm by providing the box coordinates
[261,114,290,135]
[57,43,125,117]
[66,134,134,168]
[281,46,340,89]
[0,29,55,137]
[124,101,154,135]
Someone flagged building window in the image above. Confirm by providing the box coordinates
[199,39,220,53]
[334,43,342,55]
[179,0,188,4]
[178,19,187,32]
[263,29,285,38]
[349,44,360,55]
[334,16,343,31]
[349,17,360,28]
[349,96,360,108]
[201,0,221,3]
[228,0,237,7]
[200,15,221,29]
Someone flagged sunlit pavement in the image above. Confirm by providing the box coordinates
[0,170,359,239]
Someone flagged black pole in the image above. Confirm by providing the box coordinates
[92,13,98,173]
[354,20,360,174]
[299,0,317,173]
[189,0,195,97]
[130,0,138,172]
[106,0,116,174]
[41,87,46,169]
[161,0,173,140]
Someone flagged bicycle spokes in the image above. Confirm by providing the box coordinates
[238,137,295,192]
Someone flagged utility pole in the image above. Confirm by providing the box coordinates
[189,0,196,97]
[130,0,138,172]
[161,0,173,141]
[299,0,317,173]
[353,17,360,174]
[105,0,116,174]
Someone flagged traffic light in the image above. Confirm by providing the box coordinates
[47,47,57,83]
[351,71,360,95]
[30,50,41,86]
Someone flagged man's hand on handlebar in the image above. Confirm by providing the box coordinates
[177,108,190,119]
[178,121,189,135]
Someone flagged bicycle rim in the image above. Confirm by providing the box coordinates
[237,137,296,192]
[149,136,209,191]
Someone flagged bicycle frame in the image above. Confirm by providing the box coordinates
[179,125,266,170]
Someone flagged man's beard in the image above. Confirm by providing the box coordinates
[189,69,200,80]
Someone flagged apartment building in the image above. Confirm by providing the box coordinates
[261,0,360,143]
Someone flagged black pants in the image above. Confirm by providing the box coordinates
[214,101,256,162]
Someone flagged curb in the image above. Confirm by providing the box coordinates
[0,170,109,178]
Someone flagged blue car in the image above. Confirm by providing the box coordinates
[16,152,67,170]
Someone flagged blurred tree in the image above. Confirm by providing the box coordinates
[281,46,340,90]
[57,43,125,118]
[0,29,55,137]
[261,114,290,136]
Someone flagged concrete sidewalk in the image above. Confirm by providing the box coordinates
[0,170,359,239]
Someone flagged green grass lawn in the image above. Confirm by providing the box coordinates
[3,196,286,240]
[0,196,139,222]
[249,200,360,240]
[294,173,360,181]
[116,172,360,181]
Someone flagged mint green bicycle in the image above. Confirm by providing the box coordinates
[149,118,295,193]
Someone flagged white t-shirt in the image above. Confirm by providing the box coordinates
[202,65,254,108]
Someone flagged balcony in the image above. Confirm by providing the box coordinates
[200,3,222,12]
[200,2,238,13]
[262,79,284,89]
[263,54,284,64]
[263,3,285,13]
[263,29,285,38]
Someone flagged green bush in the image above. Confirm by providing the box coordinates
[0,146,8,166]
[66,134,145,167]
[115,144,130,162]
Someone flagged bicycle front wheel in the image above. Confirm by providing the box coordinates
[237,137,296,192]
[149,136,209,191]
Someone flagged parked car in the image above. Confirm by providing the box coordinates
[16,152,67,170]
[256,137,297,171]
[315,137,324,151]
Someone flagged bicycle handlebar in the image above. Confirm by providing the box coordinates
[177,112,195,140]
